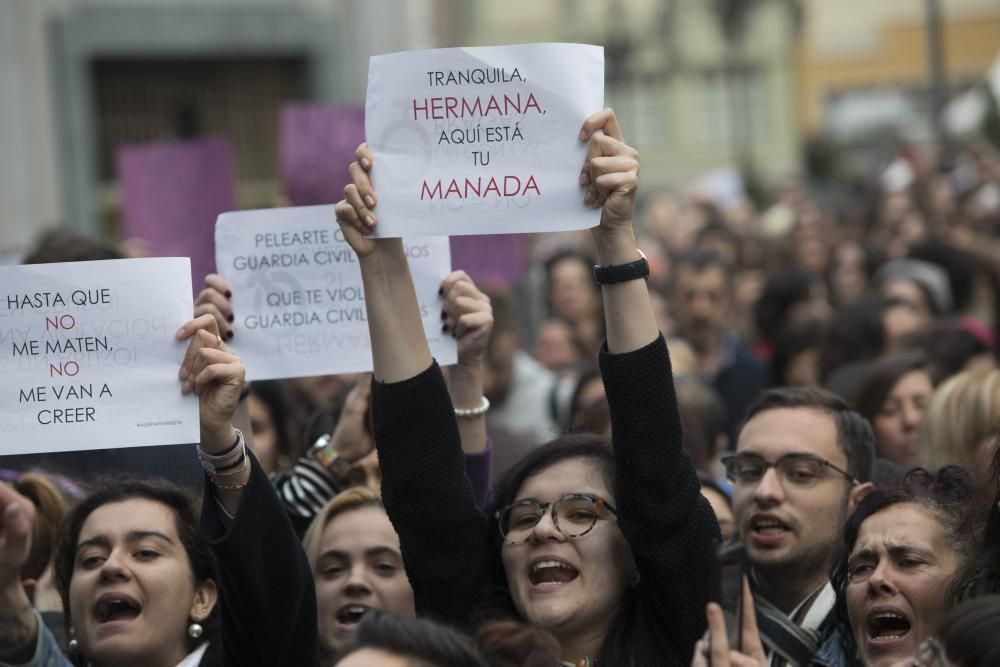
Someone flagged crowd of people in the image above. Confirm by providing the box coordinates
[1,108,1000,667]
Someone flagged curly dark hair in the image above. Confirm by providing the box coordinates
[52,479,219,662]
[829,466,982,665]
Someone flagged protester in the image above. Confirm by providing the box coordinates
[244,380,298,474]
[0,314,318,667]
[920,595,1000,667]
[919,369,1000,477]
[853,352,934,469]
[830,467,980,667]
[671,247,768,443]
[334,613,487,667]
[723,387,875,666]
[302,487,415,665]
[699,473,735,541]
[335,109,720,665]
[545,249,604,359]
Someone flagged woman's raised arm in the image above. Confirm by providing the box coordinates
[581,108,657,355]
[335,144,490,625]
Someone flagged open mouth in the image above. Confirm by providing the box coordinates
[94,594,142,624]
[335,605,370,626]
[866,610,912,643]
[750,516,790,536]
[529,559,580,587]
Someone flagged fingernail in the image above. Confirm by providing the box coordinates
[580,172,588,185]
[226,330,234,340]
[579,129,587,140]
[225,290,232,299]
[179,365,189,380]
[182,380,193,394]
[365,216,375,228]
[175,327,186,339]
[364,195,375,208]
[227,314,234,323]
[361,157,370,168]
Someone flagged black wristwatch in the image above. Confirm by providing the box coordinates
[593,249,649,285]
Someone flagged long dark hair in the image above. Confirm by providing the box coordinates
[480,433,637,666]
[53,479,220,659]
[830,467,981,665]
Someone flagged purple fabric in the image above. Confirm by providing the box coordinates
[462,442,493,510]
[449,234,530,289]
[279,103,366,206]
[117,137,235,293]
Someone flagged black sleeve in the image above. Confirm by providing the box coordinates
[372,362,491,626]
[599,336,721,661]
[201,453,319,667]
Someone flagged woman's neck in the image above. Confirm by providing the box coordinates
[558,627,605,666]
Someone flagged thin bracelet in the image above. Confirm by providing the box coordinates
[208,452,247,476]
[198,429,243,461]
[198,429,246,475]
[209,457,250,490]
[454,396,490,419]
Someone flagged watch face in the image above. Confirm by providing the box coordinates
[313,444,339,468]
[309,434,337,466]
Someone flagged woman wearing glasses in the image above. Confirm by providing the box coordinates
[334,109,720,666]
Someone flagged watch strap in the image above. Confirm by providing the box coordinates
[593,249,649,285]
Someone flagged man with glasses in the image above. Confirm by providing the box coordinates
[724,387,875,666]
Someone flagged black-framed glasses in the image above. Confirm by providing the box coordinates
[720,452,859,488]
[494,493,618,545]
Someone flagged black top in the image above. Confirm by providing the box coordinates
[201,454,320,667]
[373,336,720,666]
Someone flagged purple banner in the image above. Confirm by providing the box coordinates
[280,103,366,206]
[117,137,235,292]
[449,234,529,288]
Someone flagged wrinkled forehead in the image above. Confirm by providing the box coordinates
[514,457,612,503]
[851,503,949,556]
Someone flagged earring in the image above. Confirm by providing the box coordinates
[188,622,204,639]
[67,627,79,654]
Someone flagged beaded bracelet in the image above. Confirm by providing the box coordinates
[454,396,490,419]
[209,458,251,491]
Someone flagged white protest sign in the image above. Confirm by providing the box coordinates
[215,205,456,380]
[366,43,604,237]
[0,258,199,455]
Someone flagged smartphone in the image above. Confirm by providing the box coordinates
[709,542,746,654]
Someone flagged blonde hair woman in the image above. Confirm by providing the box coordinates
[303,487,415,663]
[921,369,1000,477]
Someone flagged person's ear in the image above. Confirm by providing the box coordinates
[21,578,37,602]
[848,481,874,513]
[189,578,219,623]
